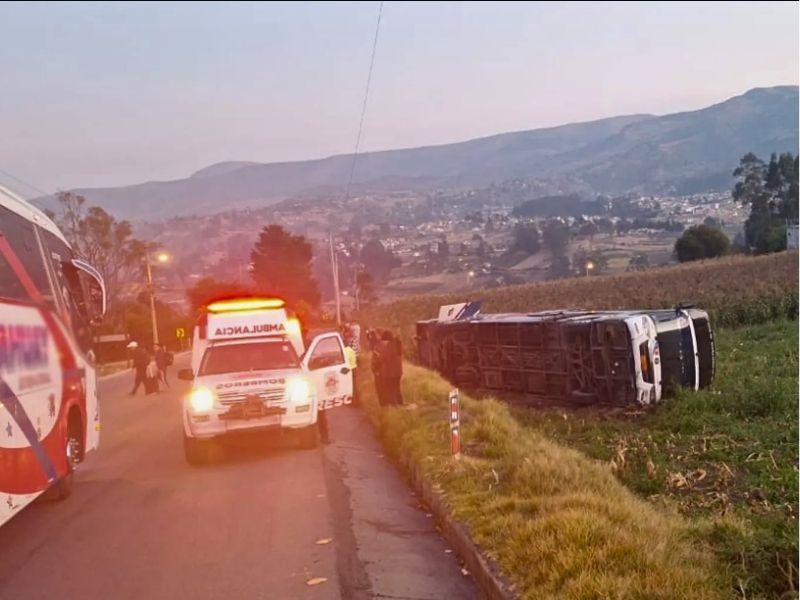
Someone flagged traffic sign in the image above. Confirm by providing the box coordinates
[176,327,186,339]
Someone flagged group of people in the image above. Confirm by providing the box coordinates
[128,342,174,396]
[366,329,404,406]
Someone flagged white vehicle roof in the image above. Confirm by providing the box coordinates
[208,336,294,348]
[423,310,650,325]
[0,185,68,246]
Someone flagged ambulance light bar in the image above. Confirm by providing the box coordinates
[207,298,285,313]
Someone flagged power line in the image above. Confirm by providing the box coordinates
[0,167,53,200]
[344,0,383,202]
[331,1,384,323]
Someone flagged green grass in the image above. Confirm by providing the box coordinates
[361,365,727,600]
[512,321,798,599]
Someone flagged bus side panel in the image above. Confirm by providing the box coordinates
[38,229,97,452]
[0,304,68,526]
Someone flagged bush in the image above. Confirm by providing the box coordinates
[675,225,731,262]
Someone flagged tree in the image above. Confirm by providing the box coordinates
[542,219,570,255]
[360,238,401,282]
[733,152,798,253]
[573,248,608,276]
[578,222,599,237]
[48,191,146,311]
[355,271,377,306]
[250,225,320,307]
[674,225,731,262]
[437,238,450,260]
[112,297,189,350]
[512,224,541,254]
[626,254,650,272]
[186,276,254,315]
[547,254,572,280]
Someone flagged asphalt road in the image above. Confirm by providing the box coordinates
[0,357,477,600]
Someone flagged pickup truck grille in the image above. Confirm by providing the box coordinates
[217,388,285,407]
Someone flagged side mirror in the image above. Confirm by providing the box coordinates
[71,259,107,322]
[178,369,194,381]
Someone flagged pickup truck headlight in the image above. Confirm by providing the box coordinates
[286,377,311,404]
[189,387,215,412]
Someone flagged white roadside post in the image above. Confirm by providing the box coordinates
[449,388,461,459]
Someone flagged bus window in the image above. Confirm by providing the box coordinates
[0,205,56,306]
[41,229,94,355]
[0,253,27,300]
[71,259,106,322]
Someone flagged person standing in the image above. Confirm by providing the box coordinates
[344,343,358,407]
[371,331,387,406]
[317,406,330,445]
[155,344,171,388]
[375,331,403,406]
[144,352,160,396]
[129,342,149,396]
[343,323,360,407]
[383,332,404,406]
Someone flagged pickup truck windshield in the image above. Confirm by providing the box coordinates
[200,341,300,376]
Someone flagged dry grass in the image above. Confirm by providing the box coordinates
[362,363,726,600]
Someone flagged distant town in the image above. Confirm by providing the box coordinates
[140,183,745,314]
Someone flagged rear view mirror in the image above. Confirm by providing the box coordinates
[178,369,194,381]
[71,259,107,322]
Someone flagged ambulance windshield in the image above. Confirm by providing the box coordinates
[200,340,299,376]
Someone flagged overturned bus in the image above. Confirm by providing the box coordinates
[415,304,714,406]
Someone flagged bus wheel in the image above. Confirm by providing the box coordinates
[46,418,81,501]
[297,425,319,449]
[183,434,211,465]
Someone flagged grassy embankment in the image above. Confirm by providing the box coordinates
[359,253,798,599]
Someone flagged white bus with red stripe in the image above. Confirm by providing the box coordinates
[0,185,106,527]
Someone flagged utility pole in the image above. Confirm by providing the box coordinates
[329,233,341,324]
[146,251,170,346]
[145,253,159,345]
[353,264,360,313]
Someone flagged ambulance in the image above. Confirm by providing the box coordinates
[178,298,353,463]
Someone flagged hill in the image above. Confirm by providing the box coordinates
[44,86,798,220]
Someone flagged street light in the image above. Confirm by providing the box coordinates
[585,260,595,278]
[145,251,170,345]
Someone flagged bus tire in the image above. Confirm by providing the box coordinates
[45,415,81,501]
[297,426,318,449]
[183,434,210,465]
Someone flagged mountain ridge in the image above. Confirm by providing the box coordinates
[39,85,798,220]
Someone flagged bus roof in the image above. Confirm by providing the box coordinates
[420,309,654,326]
[0,185,69,246]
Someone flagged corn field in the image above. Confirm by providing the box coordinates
[360,252,798,354]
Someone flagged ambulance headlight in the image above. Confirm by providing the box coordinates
[286,378,311,404]
[189,387,215,412]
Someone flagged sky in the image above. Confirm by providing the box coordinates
[0,1,797,193]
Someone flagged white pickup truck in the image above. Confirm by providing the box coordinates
[178,298,353,464]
